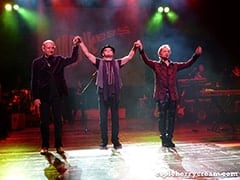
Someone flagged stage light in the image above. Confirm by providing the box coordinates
[158,6,164,13]
[157,6,170,14]
[18,8,47,31]
[166,11,178,24]
[4,3,20,11]
[147,12,164,32]
[13,4,20,11]
[163,6,170,13]
[156,6,178,24]
[5,3,12,11]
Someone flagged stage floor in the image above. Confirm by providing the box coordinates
[0,111,240,180]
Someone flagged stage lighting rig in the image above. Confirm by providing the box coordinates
[157,6,178,24]
[157,6,170,14]
[4,2,20,11]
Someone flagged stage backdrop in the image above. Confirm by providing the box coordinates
[36,4,148,89]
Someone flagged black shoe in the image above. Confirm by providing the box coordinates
[160,135,168,147]
[166,134,175,147]
[99,143,108,150]
[162,142,169,147]
[163,139,175,148]
[160,136,175,147]
[113,142,122,149]
[40,147,48,155]
[56,147,65,154]
[167,140,175,148]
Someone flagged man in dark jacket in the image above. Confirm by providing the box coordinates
[138,42,203,147]
[31,36,81,154]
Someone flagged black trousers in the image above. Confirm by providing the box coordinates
[40,96,63,148]
[157,97,177,139]
[98,93,120,145]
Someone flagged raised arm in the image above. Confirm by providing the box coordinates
[137,40,156,69]
[79,37,97,64]
[177,46,203,70]
[195,46,203,56]
[121,40,141,66]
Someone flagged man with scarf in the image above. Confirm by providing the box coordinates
[79,37,141,149]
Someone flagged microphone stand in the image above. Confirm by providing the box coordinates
[79,71,97,134]
[80,71,97,95]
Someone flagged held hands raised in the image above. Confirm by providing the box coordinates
[134,40,143,50]
[72,36,81,45]
[73,36,143,50]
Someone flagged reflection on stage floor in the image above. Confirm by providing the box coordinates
[0,114,240,180]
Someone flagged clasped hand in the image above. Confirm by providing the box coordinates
[134,40,143,49]
[72,36,81,45]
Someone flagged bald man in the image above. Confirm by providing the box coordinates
[31,36,80,155]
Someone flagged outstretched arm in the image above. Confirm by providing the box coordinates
[78,37,97,64]
[137,40,156,69]
[121,40,141,66]
[177,45,203,70]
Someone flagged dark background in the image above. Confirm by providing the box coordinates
[0,0,239,112]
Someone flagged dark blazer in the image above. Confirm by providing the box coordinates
[31,45,79,101]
